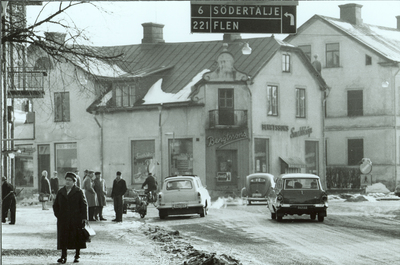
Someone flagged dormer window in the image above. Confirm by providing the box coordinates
[114,84,136,107]
[282,53,291,72]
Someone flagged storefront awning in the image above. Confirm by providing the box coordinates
[279,157,307,168]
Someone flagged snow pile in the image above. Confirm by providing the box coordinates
[142,225,242,265]
[365,183,391,194]
[209,197,245,209]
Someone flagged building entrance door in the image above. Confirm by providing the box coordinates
[37,144,50,187]
[216,150,237,187]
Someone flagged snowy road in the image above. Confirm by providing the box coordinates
[146,199,400,265]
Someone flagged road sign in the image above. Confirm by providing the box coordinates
[191,1,297,34]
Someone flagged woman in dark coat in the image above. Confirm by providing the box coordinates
[53,172,88,264]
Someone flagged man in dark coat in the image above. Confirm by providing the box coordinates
[93,172,107,221]
[111,171,127,222]
[53,172,88,264]
[2,176,16,225]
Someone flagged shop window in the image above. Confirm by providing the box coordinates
[55,143,78,185]
[14,145,34,187]
[114,84,136,107]
[305,141,319,175]
[299,45,311,61]
[282,53,291,72]
[131,140,155,185]
[169,138,193,176]
[54,92,70,122]
[267,85,278,116]
[296,88,306,118]
[254,138,269,173]
[216,150,237,186]
[347,90,363,116]
[326,43,340,68]
[348,139,363,165]
[365,55,372,65]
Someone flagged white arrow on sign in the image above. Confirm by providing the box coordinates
[284,12,295,26]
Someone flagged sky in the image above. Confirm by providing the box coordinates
[26,0,400,46]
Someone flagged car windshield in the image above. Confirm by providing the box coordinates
[284,178,319,190]
[166,180,193,190]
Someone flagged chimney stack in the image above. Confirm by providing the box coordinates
[44,32,67,44]
[339,4,363,25]
[142,23,165,44]
[223,33,242,42]
[396,16,400,30]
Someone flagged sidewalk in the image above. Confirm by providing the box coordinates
[2,204,173,265]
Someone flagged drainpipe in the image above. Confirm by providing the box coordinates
[392,66,400,190]
[158,104,163,183]
[93,115,103,174]
[245,80,253,176]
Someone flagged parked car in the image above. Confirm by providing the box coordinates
[267,173,328,222]
[241,173,275,205]
[157,175,211,219]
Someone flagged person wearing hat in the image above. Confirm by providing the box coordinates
[40,170,51,210]
[93,172,107,221]
[2,176,16,225]
[82,169,89,182]
[53,172,88,264]
[82,170,98,221]
[141,172,158,204]
[111,171,127,222]
[50,171,59,202]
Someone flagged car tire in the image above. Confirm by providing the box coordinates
[159,210,167,219]
[277,215,282,222]
[248,200,252,205]
[200,207,206,217]
[318,214,324,222]
[310,213,316,220]
[271,212,276,220]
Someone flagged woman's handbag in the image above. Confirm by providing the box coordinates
[38,193,49,202]
[82,222,96,242]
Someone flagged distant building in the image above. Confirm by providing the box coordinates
[285,3,400,191]
[18,23,328,198]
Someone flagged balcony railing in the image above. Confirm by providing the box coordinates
[7,67,46,98]
[209,109,248,128]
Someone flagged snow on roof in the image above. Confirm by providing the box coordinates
[74,56,128,78]
[142,69,209,105]
[322,16,400,62]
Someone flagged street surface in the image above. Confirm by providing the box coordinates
[146,199,400,265]
[2,197,400,264]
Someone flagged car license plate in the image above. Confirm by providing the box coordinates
[252,193,261,197]
[172,203,187,209]
[298,206,307,209]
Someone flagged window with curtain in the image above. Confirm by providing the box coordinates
[267,85,278,116]
[54,92,70,122]
[326,43,340,68]
[296,88,306,118]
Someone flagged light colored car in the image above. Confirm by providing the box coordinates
[157,175,211,219]
[267,173,328,222]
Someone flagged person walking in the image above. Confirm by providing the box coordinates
[74,170,81,188]
[82,170,98,221]
[50,171,60,202]
[53,172,88,264]
[40,170,51,210]
[111,171,127,223]
[2,176,16,225]
[93,172,107,221]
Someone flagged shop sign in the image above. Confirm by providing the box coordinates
[290,126,312,138]
[261,123,289,131]
[207,131,248,147]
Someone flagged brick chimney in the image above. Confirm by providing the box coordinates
[397,16,400,30]
[339,4,363,25]
[142,23,165,44]
[223,33,242,42]
[44,32,67,44]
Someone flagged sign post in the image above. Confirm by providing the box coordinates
[191,1,298,34]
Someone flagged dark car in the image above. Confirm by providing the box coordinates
[241,173,275,205]
[395,185,400,197]
[267,173,328,222]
